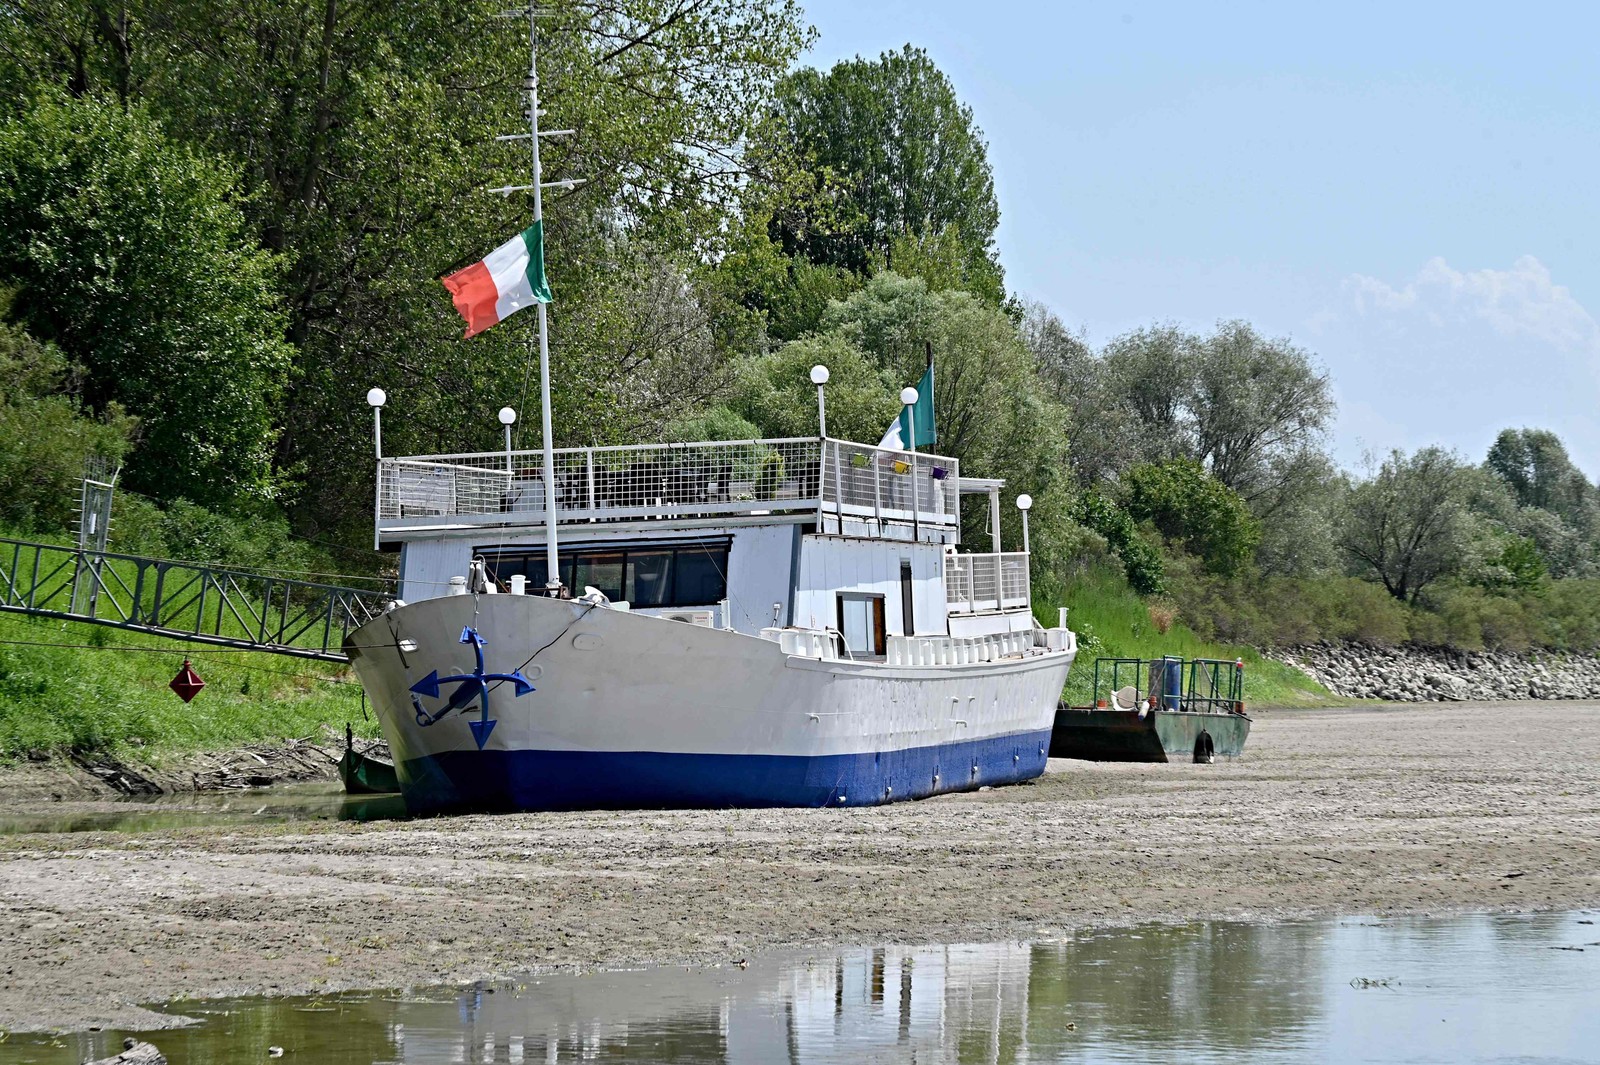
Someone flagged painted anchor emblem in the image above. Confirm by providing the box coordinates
[409,626,534,750]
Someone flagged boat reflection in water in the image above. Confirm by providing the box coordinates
[24,912,1598,1065]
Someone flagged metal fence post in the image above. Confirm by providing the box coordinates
[586,448,596,517]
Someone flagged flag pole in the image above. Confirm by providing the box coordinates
[526,10,561,596]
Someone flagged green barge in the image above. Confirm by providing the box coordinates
[1051,657,1252,763]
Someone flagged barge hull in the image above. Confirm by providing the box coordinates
[1050,708,1251,763]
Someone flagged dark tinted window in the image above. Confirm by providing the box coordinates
[672,546,726,605]
[626,550,674,607]
[482,542,726,607]
[573,552,624,601]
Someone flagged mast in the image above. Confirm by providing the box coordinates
[487,6,582,592]
[525,9,561,594]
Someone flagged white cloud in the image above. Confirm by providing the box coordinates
[1343,255,1600,355]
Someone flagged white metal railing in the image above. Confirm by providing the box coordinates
[946,552,1031,615]
[375,436,960,532]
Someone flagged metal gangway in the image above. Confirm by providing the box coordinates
[0,537,393,662]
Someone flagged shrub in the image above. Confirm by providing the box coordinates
[1122,458,1261,576]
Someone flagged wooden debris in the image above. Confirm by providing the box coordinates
[87,1038,166,1064]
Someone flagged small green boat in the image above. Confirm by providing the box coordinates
[1051,657,1252,763]
[338,724,401,794]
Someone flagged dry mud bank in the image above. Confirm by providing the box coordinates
[0,701,1596,1033]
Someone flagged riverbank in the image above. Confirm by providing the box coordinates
[1,701,1596,1034]
[1273,642,1600,701]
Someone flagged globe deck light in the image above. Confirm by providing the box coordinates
[367,387,387,465]
[900,387,919,406]
[811,365,830,440]
[498,406,517,425]
[1016,494,1033,511]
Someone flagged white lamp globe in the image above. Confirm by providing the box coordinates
[900,386,919,406]
[497,406,517,426]
[366,387,387,408]
[810,364,830,385]
[1016,493,1033,511]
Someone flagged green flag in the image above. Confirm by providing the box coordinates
[898,363,936,447]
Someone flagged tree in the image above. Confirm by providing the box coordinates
[2,0,811,538]
[1122,459,1261,577]
[1022,301,1144,488]
[1485,428,1594,526]
[753,46,1005,304]
[0,305,136,531]
[1085,320,1337,575]
[0,95,291,506]
[1337,448,1475,603]
[730,332,899,443]
[1073,491,1165,595]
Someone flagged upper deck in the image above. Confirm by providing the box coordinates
[375,436,961,545]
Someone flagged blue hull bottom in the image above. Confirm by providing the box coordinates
[397,729,1055,813]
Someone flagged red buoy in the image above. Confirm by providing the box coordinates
[169,659,206,703]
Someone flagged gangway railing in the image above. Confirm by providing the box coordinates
[0,538,393,662]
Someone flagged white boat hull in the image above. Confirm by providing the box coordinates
[344,593,1075,812]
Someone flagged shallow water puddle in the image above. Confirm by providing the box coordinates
[3,911,1595,1064]
[0,782,406,835]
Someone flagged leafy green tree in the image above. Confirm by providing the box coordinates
[0,95,290,506]
[730,331,899,442]
[706,215,862,343]
[753,46,1004,304]
[0,306,136,531]
[1122,459,1262,577]
[1073,491,1165,595]
[1337,447,1475,603]
[1078,320,1337,576]
[1485,428,1594,526]
[2,0,810,539]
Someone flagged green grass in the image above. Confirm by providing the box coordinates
[1041,569,1335,709]
[0,610,376,760]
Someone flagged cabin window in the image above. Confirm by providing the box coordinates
[573,551,625,601]
[837,593,886,656]
[625,549,673,607]
[482,541,729,607]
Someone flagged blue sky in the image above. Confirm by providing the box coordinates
[797,1,1600,475]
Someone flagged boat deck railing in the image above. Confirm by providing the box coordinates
[945,551,1030,614]
[375,436,960,538]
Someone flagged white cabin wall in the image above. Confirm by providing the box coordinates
[399,539,474,602]
[794,536,948,636]
[725,525,797,634]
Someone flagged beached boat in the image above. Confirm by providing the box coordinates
[337,724,400,795]
[344,431,1077,812]
[1050,657,1251,763]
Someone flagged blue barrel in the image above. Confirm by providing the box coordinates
[1148,656,1183,711]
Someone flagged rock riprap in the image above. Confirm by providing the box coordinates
[1269,643,1600,701]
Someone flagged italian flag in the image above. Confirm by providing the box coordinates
[440,221,554,337]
